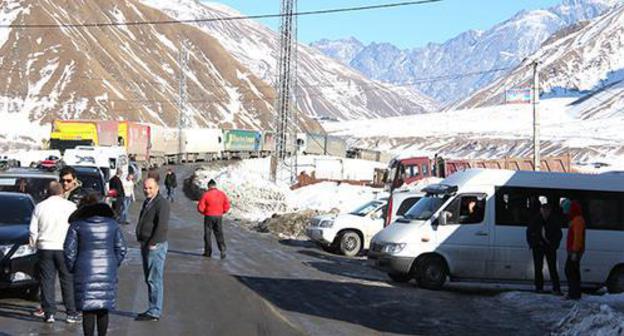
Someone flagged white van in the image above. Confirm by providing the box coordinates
[63,146,129,180]
[307,191,423,257]
[368,169,624,293]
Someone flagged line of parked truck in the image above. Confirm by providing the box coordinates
[48,119,350,168]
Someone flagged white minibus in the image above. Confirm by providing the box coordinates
[368,169,624,292]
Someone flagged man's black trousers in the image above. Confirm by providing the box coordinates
[532,247,561,292]
[204,216,226,256]
[38,250,77,315]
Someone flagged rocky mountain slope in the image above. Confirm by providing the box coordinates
[312,0,619,105]
[141,0,439,122]
[456,3,624,118]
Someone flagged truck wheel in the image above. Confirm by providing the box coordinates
[607,266,624,293]
[388,273,412,283]
[416,255,448,290]
[338,231,362,257]
[21,285,40,302]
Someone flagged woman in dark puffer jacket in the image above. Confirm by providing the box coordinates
[64,195,127,336]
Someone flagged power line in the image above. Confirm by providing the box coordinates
[1,0,443,29]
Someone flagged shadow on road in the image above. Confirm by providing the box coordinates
[233,275,533,336]
[0,302,40,323]
[278,239,316,249]
[168,249,204,258]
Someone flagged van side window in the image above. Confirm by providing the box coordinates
[496,186,624,230]
[444,194,486,225]
[396,197,421,216]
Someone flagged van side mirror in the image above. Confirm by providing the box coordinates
[438,211,450,226]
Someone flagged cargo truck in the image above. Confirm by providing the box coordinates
[298,133,347,157]
[179,128,223,162]
[118,121,150,168]
[50,120,118,153]
[222,129,261,159]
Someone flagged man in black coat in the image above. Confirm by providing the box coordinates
[109,168,126,222]
[59,166,89,205]
[135,177,169,322]
[526,203,564,294]
[164,169,177,203]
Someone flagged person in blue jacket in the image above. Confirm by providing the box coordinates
[64,194,127,336]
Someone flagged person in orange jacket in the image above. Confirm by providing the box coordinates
[197,179,231,259]
[564,200,586,300]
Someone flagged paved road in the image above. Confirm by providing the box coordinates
[0,164,547,335]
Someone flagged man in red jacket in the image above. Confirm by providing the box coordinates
[197,179,231,259]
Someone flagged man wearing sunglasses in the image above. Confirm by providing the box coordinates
[59,166,89,205]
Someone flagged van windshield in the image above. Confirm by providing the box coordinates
[403,194,449,221]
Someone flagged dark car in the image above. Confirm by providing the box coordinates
[72,166,107,199]
[0,192,39,300]
[0,168,58,203]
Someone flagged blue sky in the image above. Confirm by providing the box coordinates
[208,0,562,49]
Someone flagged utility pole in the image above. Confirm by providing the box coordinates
[178,41,189,165]
[532,60,540,171]
[271,0,298,183]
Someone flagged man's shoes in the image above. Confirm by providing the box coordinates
[565,295,581,301]
[220,252,226,260]
[203,253,211,258]
[135,312,159,321]
[553,290,564,296]
[66,313,81,324]
[32,308,45,318]
[44,314,55,323]
[534,289,544,294]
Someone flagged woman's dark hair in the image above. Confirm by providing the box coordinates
[78,192,99,208]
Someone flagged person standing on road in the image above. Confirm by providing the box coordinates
[64,194,127,336]
[164,168,177,203]
[120,173,136,225]
[526,203,564,295]
[197,179,230,259]
[565,201,586,300]
[109,168,126,223]
[135,177,170,321]
[29,181,80,324]
[60,166,89,205]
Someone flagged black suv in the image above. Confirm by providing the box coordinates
[0,168,58,203]
[0,192,39,300]
[71,165,107,199]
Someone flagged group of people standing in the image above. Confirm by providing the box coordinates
[27,166,180,335]
[527,199,586,300]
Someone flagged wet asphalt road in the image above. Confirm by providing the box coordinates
[0,164,548,335]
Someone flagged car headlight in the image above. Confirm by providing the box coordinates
[319,219,334,228]
[0,244,37,259]
[382,243,406,254]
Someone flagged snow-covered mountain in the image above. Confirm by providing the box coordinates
[141,0,439,121]
[456,2,624,118]
[312,0,619,105]
[0,0,323,135]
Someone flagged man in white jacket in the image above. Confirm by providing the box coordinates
[29,181,79,324]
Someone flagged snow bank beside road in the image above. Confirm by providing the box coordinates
[498,291,624,335]
[190,157,386,223]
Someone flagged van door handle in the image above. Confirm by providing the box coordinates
[475,231,488,236]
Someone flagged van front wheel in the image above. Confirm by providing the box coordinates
[416,256,448,290]
[607,266,624,293]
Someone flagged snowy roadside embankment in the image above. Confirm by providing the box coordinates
[498,291,624,335]
[187,157,387,238]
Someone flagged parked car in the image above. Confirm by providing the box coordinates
[0,168,58,203]
[0,192,39,300]
[307,191,423,257]
[368,169,624,292]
